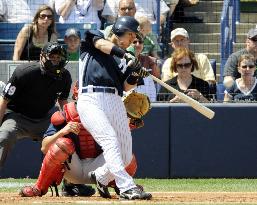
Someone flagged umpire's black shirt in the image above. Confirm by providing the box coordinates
[2,62,72,119]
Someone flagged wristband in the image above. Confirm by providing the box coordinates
[110,45,126,58]
[126,75,139,85]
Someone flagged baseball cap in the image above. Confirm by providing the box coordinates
[247,28,257,41]
[170,28,189,41]
[65,28,81,39]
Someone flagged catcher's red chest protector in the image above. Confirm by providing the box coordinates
[62,102,102,159]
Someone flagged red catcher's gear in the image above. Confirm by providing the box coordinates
[51,102,102,159]
[20,138,75,197]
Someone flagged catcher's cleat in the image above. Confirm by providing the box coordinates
[119,187,152,200]
[90,172,111,198]
[61,181,96,197]
[19,186,42,197]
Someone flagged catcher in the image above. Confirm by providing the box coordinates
[19,82,150,198]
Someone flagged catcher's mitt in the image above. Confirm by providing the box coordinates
[123,91,151,119]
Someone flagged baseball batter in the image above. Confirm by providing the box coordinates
[77,16,151,200]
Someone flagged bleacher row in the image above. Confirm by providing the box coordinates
[0,22,224,100]
[0,22,97,60]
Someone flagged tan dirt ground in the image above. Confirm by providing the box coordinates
[1,192,257,204]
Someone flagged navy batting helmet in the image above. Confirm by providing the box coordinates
[112,16,139,36]
[41,42,68,78]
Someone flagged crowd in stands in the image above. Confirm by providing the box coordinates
[0,0,257,103]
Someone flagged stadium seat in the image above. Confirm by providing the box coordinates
[56,23,97,39]
[216,83,225,102]
[0,23,25,39]
[0,43,15,60]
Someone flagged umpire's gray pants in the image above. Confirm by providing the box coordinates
[0,111,51,170]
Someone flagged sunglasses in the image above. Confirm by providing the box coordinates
[39,14,53,20]
[120,7,135,11]
[176,62,192,69]
[133,40,143,44]
[241,65,255,69]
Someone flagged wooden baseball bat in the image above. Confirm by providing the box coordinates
[150,75,215,119]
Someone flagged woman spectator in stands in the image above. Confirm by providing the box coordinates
[224,54,257,103]
[13,5,57,61]
[158,47,211,102]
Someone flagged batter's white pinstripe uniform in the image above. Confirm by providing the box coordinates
[77,30,137,193]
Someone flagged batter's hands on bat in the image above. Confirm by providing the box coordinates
[61,122,80,135]
[124,52,137,67]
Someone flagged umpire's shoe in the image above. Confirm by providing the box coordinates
[120,187,152,200]
[90,172,111,198]
[62,180,96,197]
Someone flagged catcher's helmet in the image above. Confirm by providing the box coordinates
[112,16,139,36]
[41,42,68,78]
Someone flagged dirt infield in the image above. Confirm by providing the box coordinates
[1,192,257,204]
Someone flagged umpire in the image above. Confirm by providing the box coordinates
[0,42,72,171]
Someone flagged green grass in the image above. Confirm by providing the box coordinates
[136,178,257,192]
[2,178,257,192]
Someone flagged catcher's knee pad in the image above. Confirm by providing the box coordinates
[125,154,137,177]
[51,137,75,162]
[32,138,75,196]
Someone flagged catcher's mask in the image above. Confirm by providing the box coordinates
[112,16,140,37]
[40,42,68,78]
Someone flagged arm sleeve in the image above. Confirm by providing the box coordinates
[43,123,65,138]
[101,0,118,17]
[2,67,25,101]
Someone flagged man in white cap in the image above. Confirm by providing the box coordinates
[161,27,215,84]
[223,27,257,88]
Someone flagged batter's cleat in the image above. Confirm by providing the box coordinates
[113,184,144,195]
[90,172,111,198]
[19,186,42,197]
[119,187,152,200]
[61,182,96,197]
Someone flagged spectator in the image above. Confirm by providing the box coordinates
[0,0,32,23]
[0,42,72,172]
[103,0,136,38]
[164,0,179,18]
[224,54,257,102]
[136,16,161,58]
[223,28,257,88]
[128,35,160,102]
[64,28,81,61]
[102,0,170,25]
[172,0,202,23]
[162,28,216,84]
[13,5,58,61]
[158,47,210,102]
[55,0,104,29]
[103,0,161,58]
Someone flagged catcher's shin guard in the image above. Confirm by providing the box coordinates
[20,138,75,197]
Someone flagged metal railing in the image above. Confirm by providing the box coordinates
[220,0,240,82]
